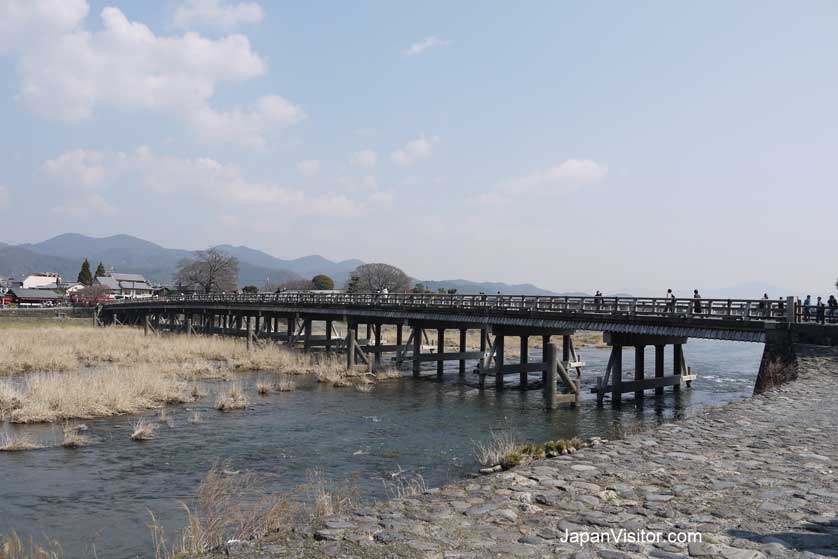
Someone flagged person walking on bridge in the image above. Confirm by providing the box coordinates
[692,289,702,315]
[803,295,812,321]
[816,296,826,324]
[665,289,675,313]
[758,293,770,318]
[594,290,603,312]
[828,295,837,323]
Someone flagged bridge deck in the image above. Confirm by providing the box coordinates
[100,293,805,342]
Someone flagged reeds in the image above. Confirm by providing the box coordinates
[473,429,520,467]
[215,383,248,411]
[0,532,63,559]
[1,366,190,424]
[0,432,43,452]
[131,418,157,441]
[61,423,91,448]
[272,377,295,392]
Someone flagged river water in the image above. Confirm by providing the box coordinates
[0,339,762,558]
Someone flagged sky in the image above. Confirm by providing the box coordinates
[0,0,836,296]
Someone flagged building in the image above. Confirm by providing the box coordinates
[22,272,63,290]
[94,273,154,299]
[6,288,64,307]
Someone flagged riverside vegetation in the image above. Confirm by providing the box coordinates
[0,325,377,429]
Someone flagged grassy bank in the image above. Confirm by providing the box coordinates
[0,326,348,424]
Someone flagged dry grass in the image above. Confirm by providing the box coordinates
[148,463,291,558]
[273,376,296,392]
[188,411,203,424]
[0,326,336,377]
[255,381,270,395]
[61,423,91,448]
[382,471,427,499]
[353,381,374,393]
[473,429,520,467]
[301,469,357,522]
[215,383,248,411]
[0,366,191,424]
[131,418,158,441]
[0,432,43,452]
[0,532,63,559]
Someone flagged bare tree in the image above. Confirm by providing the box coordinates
[175,248,239,293]
[347,263,411,293]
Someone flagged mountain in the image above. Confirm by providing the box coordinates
[213,244,362,285]
[0,245,79,280]
[419,279,566,296]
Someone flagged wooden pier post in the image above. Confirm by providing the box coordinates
[563,335,571,364]
[545,342,558,409]
[437,328,445,379]
[396,324,404,350]
[459,329,467,376]
[375,323,383,365]
[346,329,355,369]
[542,335,550,385]
[634,345,645,399]
[246,316,253,351]
[495,335,505,390]
[655,345,665,395]
[325,320,333,352]
[611,346,623,404]
[673,344,683,392]
[303,319,312,350]
[412,328,422,378]
[185,315,193,336]
[520,336,529,388]
[144,315,150,336]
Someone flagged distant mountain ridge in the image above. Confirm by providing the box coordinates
[0,233,563,294]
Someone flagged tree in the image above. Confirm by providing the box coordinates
[346,263,411,293]
[77,259,93,285]
[311,274,334,290]
[174,248,239,293]
[94,262,107,277]
[242,285,259,294]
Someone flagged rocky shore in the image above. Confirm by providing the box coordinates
[216,344,838,559]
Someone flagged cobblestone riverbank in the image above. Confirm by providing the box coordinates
[218,344,838,559]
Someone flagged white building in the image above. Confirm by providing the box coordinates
[94,273,154,298]
[22,272,62,289]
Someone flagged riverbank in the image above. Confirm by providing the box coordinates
[214,344,838,558]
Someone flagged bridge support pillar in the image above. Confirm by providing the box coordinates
[655,345,665,395]
[346,329,355,369]
[459,329,467,376]
[595,333,694,404]
[634,345,645,400]
[412,328,422,378]
[375,324,383,365]
[436,328,445,379]
[325,320,333,352]
[495,335,505,390]
[185,315,193,336]
[520,336,529,388]
[303,319,312,350]
[544,342,558,409]
[542,335,550,385]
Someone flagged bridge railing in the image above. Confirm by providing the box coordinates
[104,293,797,322]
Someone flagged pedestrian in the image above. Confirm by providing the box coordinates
[803,295,812,321]
[758,293,769,318]
[692,289,702,315]
[816,296,826,324]
[594,290,603,311]
[828,295,838,323]
[665,289,675,313]
[777,296,785,316]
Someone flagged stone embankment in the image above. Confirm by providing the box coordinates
[219,345,838,559]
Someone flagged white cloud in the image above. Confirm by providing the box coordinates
[43,147,391,218]
[1,2,302,147]
[391,135,439,166]
[480,159,609,205]
[403,36,450,57]
[0,185,9,208]
[350,149,377,169]
[0,0,88,53]
[173,0,264,30]
[296,159,321,177]
[43,149,109,187]
[52,191,115,217]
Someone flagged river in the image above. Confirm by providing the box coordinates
[0,338,762,558]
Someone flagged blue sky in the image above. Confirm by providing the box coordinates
[0,1,836,295]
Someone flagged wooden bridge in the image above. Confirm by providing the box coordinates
[98,293,829,407]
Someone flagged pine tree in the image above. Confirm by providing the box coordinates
[95,262,106,277]
[77,259,93,285]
